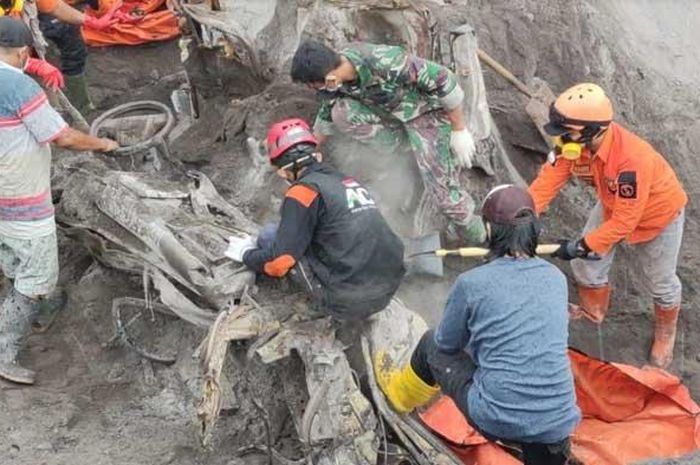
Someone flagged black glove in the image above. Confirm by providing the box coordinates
[553,238,591,261]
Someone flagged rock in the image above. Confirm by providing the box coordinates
[143,389,189,421]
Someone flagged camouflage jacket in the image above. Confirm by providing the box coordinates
[313,42,464,136]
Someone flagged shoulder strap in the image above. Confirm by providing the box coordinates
[337,90,405,130]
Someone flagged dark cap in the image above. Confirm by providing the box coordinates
[0,17,33,48]
[481,184,536,225]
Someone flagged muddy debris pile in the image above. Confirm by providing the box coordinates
[2,0,700,464]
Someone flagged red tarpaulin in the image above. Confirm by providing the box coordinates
[420,349,700,464]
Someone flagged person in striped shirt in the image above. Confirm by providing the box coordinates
[0,17,117,385]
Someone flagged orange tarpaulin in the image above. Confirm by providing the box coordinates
[82,0,180,47]
[420,349,700,465]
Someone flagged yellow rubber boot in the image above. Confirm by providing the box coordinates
[374,351,440,414]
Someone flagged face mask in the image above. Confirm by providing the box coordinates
[317,74,342,98]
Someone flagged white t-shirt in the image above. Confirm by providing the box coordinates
[0,60,67,239]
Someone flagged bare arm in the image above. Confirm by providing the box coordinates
[49,0,86,26]
[53,127,118,152]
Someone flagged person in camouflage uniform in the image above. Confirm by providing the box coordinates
[291,41,485,242]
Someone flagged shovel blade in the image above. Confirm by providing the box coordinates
[405,232,443,278]
[525,77,557,146]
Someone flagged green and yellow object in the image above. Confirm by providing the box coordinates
[374,351,440,414]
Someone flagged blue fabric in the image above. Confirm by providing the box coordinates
[0,64,44,119]
[257,222,279,250]
[0,62,65,237]
[435,257,581,443]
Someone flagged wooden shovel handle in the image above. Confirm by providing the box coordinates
[477,48,532,98]
[436,244,561,258]
[534,244,562,255]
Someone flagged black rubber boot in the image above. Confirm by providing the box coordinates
[32,288,68,334]
[64,73,95,114]
[521,438,581,465]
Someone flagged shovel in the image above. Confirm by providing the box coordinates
[405,232,561,277]
[476,49,556,148]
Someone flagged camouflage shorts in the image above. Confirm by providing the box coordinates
[0,232,59,297]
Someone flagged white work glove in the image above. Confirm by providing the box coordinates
[450,128,476,170]
[225,235,257,262]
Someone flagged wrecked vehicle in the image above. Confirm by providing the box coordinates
[50,2,520,461]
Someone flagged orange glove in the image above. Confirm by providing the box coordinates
[24,58,65,90]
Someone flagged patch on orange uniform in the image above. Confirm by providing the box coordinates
[618,171,637,199]
[286,184,318,208]
[263,254,296,277]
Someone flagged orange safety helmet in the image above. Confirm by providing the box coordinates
[544,83,613,136]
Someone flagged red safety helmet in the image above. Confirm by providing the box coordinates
[266,118,318,163]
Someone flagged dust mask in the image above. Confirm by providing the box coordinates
[318,74,342,98]
[553,136,583,161]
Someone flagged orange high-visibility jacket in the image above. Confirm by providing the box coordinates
[529,122,687,254]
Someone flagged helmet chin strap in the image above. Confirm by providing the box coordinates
[279,154,313,181]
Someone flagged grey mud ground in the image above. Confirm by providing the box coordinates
[2,1,700,464]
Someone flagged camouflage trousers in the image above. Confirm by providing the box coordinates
[330,98,477,231]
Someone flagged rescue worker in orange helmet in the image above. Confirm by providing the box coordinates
[529,83,688,369]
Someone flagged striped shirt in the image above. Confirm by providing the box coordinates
[0,60,67,238]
